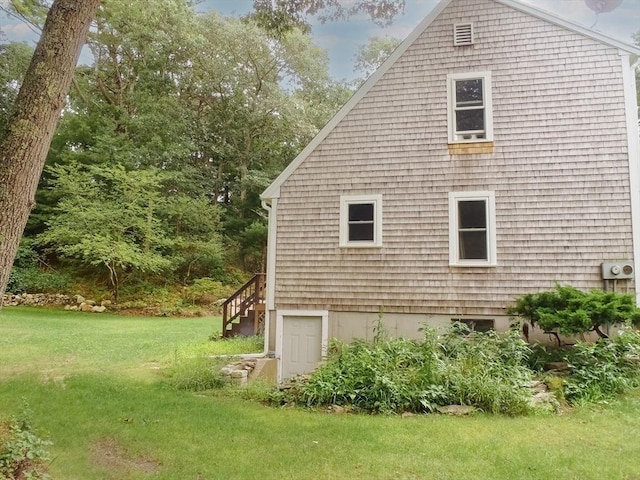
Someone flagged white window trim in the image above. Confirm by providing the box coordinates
[446,71,493,143]
[339,194,383,248]
[449,191,497,267]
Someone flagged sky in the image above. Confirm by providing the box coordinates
[1,0,639,80]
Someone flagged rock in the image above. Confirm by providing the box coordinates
[328,405,345,414]
[437,405,476,416]
[85,299,96,306]
[75,294,85,304]
[91,305,107,313]
[79,303,93,312]
[101,300,112,307]
[545,362,569,372]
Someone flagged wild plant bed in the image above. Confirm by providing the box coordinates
[272,322,640,415]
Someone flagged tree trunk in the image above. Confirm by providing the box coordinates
[0,0,101,306]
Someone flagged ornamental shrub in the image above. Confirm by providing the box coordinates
[508,284,640,338]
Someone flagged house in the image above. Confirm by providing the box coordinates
[259,0,640,382]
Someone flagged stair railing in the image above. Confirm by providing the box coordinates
[222,273,265,337]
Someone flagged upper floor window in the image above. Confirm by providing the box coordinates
[340,194,383,247]
[449,191,496,266]
[447,71,493,143]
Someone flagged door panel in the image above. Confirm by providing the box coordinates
[282,315,322,381]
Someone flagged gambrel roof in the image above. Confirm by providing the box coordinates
[261,0,640,200]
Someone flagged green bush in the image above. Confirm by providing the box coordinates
[276,324,534,415]
[168,356,226,392]
[508,284,640,338]
[7,266,72,294]
[183,278,237,306]
[0,405,52,480]
[440,326,534,415]
[563,327,640,403]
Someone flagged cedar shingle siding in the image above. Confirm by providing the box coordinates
[270,0,636,317]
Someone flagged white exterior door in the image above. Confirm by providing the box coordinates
[280,314,323,381]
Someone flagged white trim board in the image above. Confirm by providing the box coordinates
[260,0,640,202]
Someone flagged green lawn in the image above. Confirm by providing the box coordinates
[2,307,640,479]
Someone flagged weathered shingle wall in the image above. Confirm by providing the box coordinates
[274,0,634,315]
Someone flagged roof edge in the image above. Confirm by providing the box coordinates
[496,0,640,56]
[261,0,455,200]
[261,0,640,200]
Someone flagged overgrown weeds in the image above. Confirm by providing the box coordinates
[274,323,535,415]
[273,322,640,415]
[0,403,52,480]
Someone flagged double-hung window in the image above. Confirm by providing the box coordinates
[340,195,383,247]
[447,71,493,142]
[449,191,496,266]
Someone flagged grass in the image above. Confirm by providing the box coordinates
[2,307,640,479]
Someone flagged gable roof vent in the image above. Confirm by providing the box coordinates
[454,23,474,46]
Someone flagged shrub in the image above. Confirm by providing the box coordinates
[183,278,236,306]
[168,356,226,392]
[439,326,534,415]
[563,327,640,403]
[0,405,52,480]
[276,324,535,415]
[508,284,640,339]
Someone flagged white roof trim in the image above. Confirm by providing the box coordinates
[261,0,640,200]
[261,0,454,200]
[495,0,640,58]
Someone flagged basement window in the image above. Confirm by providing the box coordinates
[340,195,383,247]
[454,23,474,46]
[451,318,495,333]
[447,71,493,143]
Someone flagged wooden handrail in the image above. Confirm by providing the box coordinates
[222,273,265,337]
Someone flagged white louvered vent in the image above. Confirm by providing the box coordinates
[454,23,474,46]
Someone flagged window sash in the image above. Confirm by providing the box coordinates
[340,195,382,247]
[449,192,496,266]
[454,78,485,135]
[447,72,493,142]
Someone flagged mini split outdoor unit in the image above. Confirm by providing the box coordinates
[601,261,635,280]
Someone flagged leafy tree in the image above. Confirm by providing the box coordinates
[37,164,173,300]
[353,35,402,83]
[0,0,101,305]
[0,41,33,135]
[252,0,406,29]
[508,284,640,339]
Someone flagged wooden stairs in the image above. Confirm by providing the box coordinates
[222,273,266,337]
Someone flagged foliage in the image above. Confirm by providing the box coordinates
[0,41,33,136]
[6,240,72,294]
[15,0,352,295]
[36,163,228,300]
[276,324,534,415]
[439,324,533,415]
[183,278,237,306]
[251,0,406,30]
[168,356,227,392]
[508,284,640,338]
[0,403,52,480]
[563,327,640,403]
[353,35,402,82]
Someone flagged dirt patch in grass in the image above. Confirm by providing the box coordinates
[90,438,161,477]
